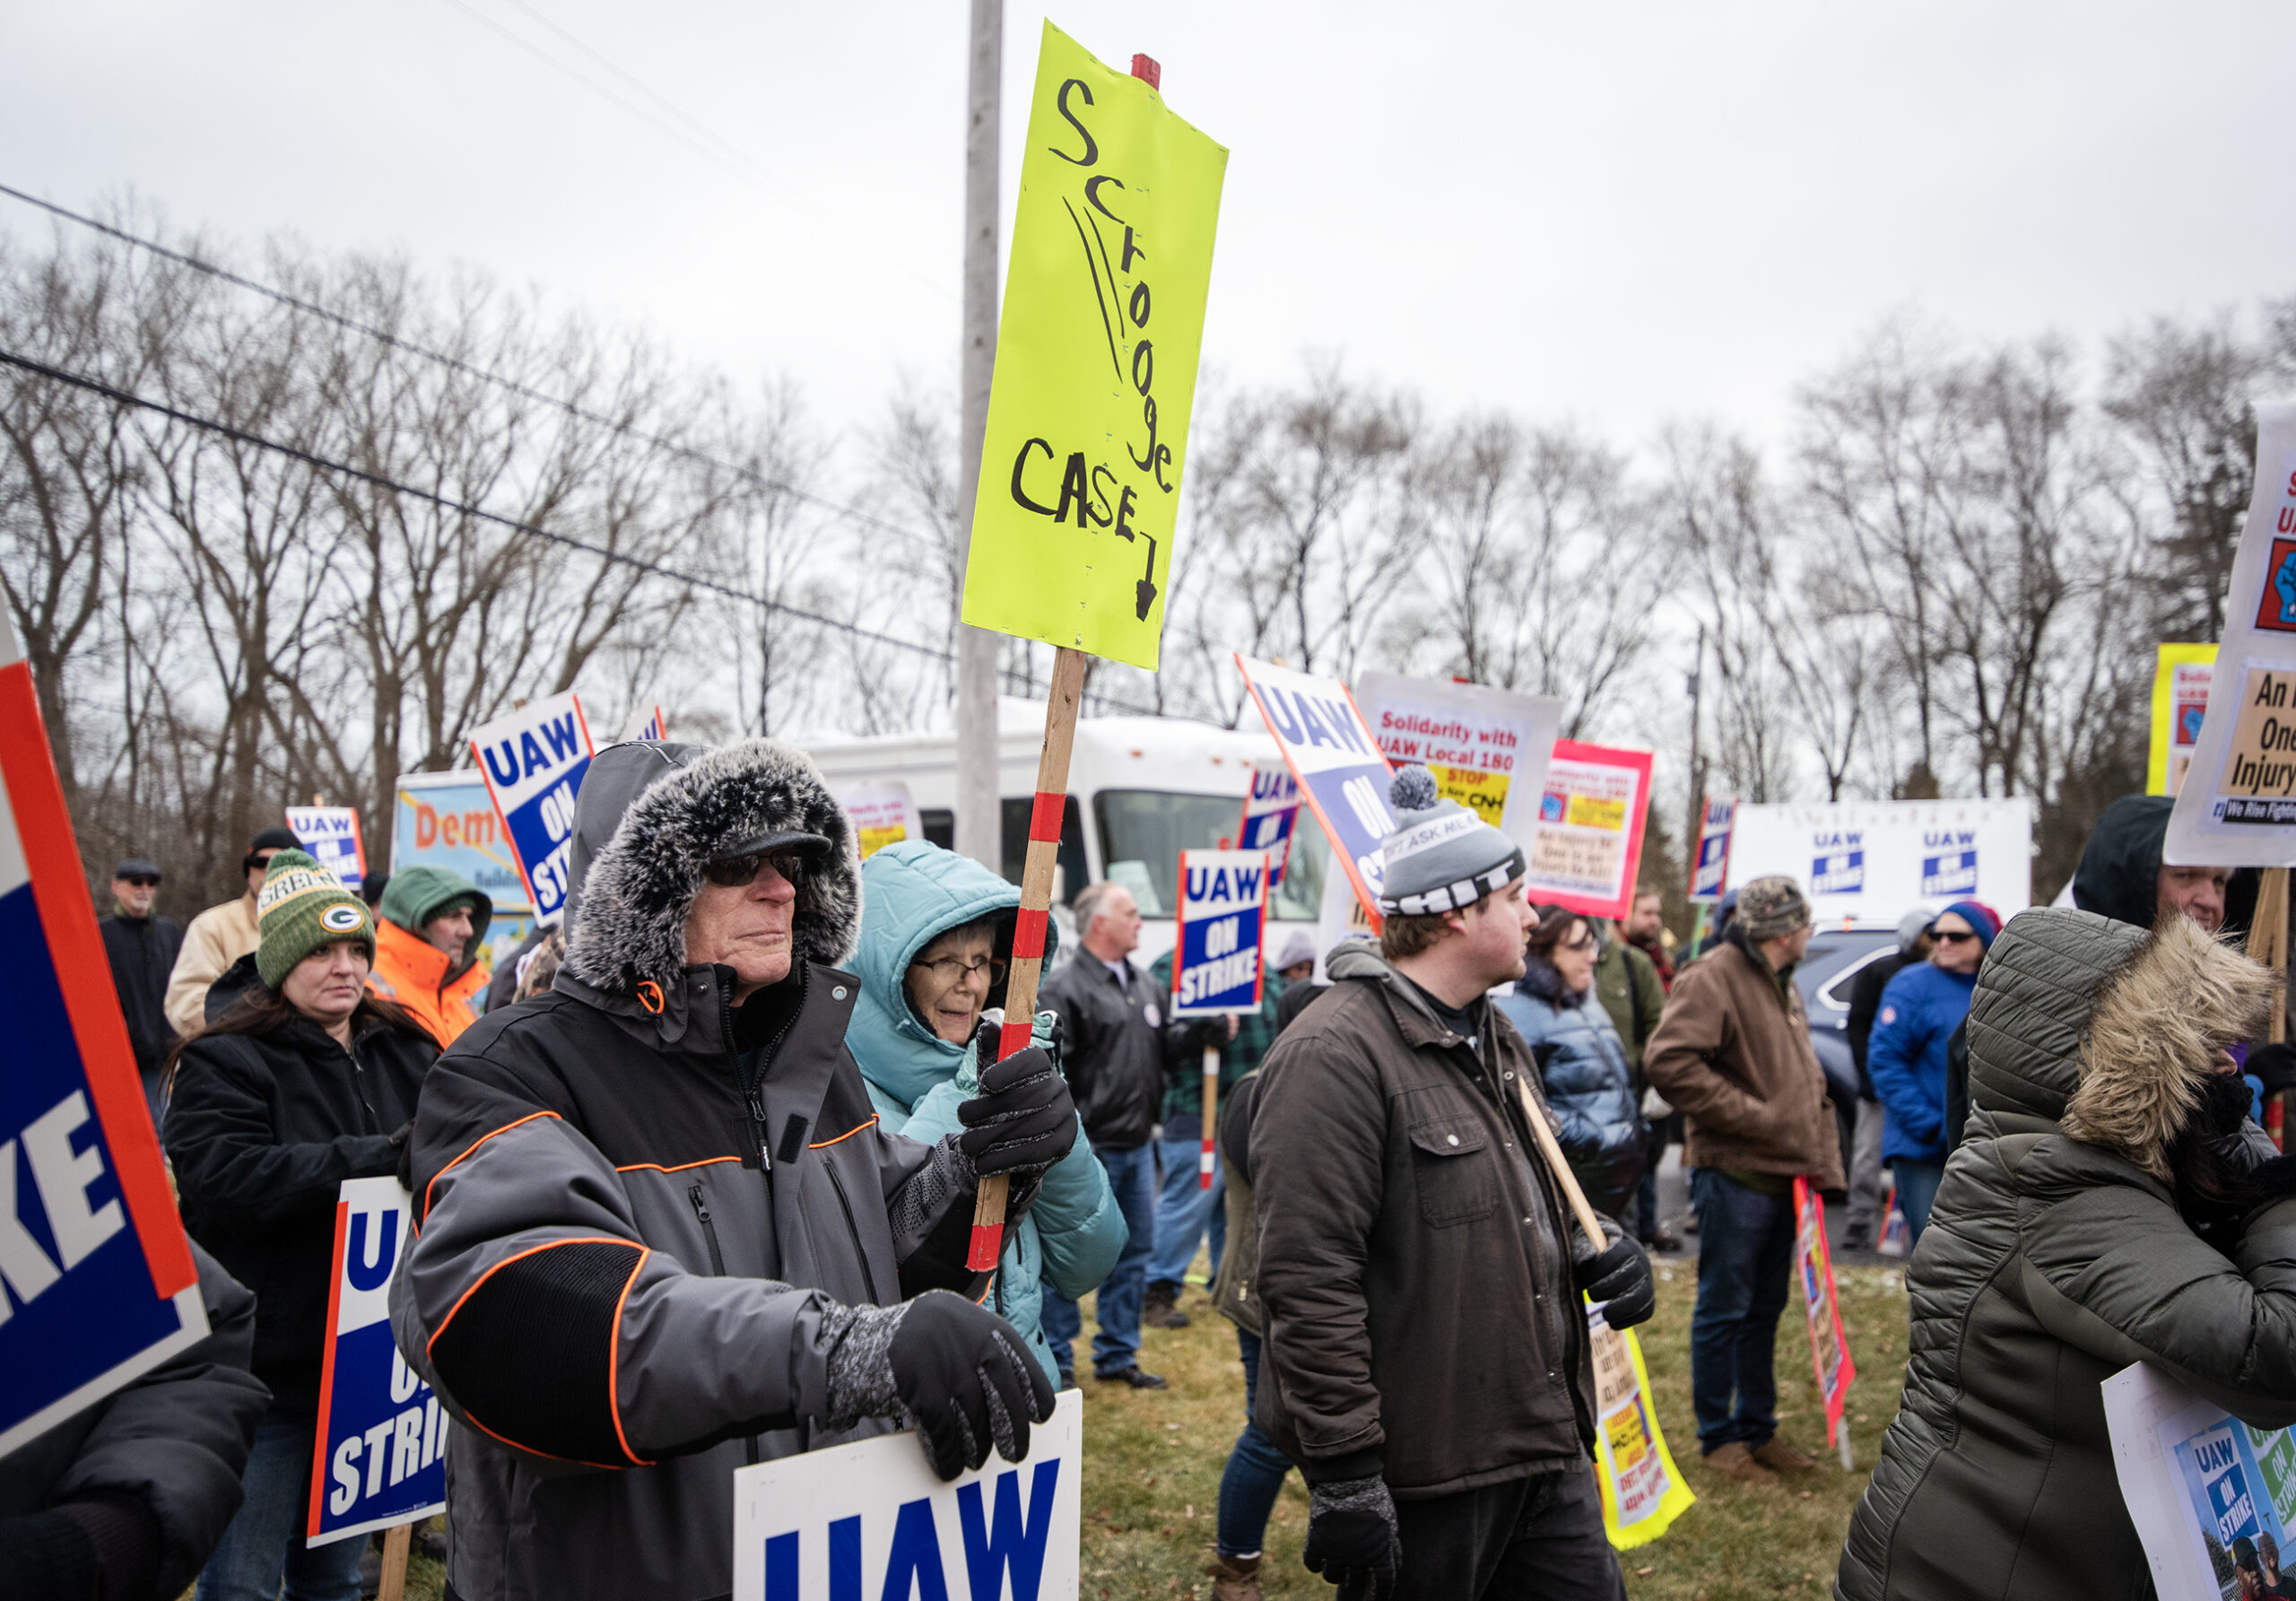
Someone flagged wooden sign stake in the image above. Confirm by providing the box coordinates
[2249,866,2290,1150]
[968,647,1088,1271]
[377,1522,413,1601]
[1509,1076,1608,1249]
[1201,1045,1220,1189]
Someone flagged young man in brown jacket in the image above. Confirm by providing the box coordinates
[1251,767,1655,1600]
[1642,874,1846,1484]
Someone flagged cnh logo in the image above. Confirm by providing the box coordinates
[764,1460,1059,1600]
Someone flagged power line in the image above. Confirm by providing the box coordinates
[0,345,1160,719]
[0,178,947,559]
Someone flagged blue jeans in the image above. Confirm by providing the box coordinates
[1147,1127,1225,1289]
[1892,1159,1945,1244]
[1044,1141,1157,1376]
[1219,1329,1294,1559]
[196,1414,368,1601]
[1688,1169,1795,1453]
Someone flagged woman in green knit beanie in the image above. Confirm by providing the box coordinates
[162,850,439,1601]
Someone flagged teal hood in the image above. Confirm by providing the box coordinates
[847,840,1058,1114]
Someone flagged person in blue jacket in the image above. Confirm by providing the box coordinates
[1493,902,1649,1226]
[1866,900,2000,1241]
[847,839,1126,1387]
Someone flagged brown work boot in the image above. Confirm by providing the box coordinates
[1207,1553,1264,1601]
[1143,1281,1192,1328]
[1702,1441,1778,1484]
[1752,1435,1820,1474]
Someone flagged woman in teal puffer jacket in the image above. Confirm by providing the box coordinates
[847,840,1126,1386]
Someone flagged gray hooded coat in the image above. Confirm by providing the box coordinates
[1836,908,2296,1601]
[390,740,997,1601]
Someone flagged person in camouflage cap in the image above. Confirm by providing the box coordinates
[1732,875,1811,944]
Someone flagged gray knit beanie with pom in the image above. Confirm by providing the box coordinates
[1376,765,1526,917]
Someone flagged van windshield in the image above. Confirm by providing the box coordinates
[1094,789,1326,920]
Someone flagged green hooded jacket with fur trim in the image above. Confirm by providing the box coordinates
[1835,908,2296,1601]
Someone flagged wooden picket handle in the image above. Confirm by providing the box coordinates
[1201,1045,1220,1189]
[2249,867,2289,1151]
[1509,1074,1609,1249]
[968,647,1090,1271]
[377,1522,413,1601]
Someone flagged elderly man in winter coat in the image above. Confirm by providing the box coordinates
[1251,766,1655,1601]
[390,740,1075,1601]
[1643,874,1846,1484]
[1837,909,2296,1601]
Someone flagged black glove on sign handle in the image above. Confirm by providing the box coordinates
[959,1020,1078,1178]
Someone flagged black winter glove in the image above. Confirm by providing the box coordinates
[1301,1474,1399,1600]
[822,1289,1055,1481]
[2249,1042,2296,1097]
[391,1120,416,1192]
[1574,1231,1656,1330]
[959,1022,1079,1178]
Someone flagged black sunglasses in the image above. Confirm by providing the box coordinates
[119,875,161,888]
[702,848,810,890]
[1933,928,1979,944]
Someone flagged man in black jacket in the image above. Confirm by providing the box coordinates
[1039,880,1167,1388]
[1253,768,1654,1600]
[1839,908,1931,1249]
[97,857,182,1119]
[391,740,1072,1601]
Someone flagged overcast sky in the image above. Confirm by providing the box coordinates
[8,1,2296,455]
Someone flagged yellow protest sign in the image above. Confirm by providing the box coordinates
[959,22,1229,671]
[1586,1302,1695,1548]
[2148,642,2216,796]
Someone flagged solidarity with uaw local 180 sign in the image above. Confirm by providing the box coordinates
[1171,849,1269,1016]
[732,1389,1082,1600]
[468,691,596,927]
[308,1178,446,1546]
[0,609,206,1457]
[959,22,1228,671]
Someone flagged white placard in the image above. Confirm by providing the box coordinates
[1728,800,2033,927]
[2104,1362,2296,1601]
[2169,399,2296,866]
[733,1390,1081,1600]
[1352,671,1562,851]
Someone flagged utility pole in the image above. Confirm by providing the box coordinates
[952,0,1003,868]
[1683,622,1706,898]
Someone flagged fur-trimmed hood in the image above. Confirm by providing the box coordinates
[561,738,861,996]
[1973,908,2275,1180]
[2064,911,2274,1179]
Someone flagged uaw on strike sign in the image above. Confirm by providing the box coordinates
[0,610,206,1457]
[733,1390,1083,1600]
[308,1179,446,1544]
[1170,849,1269,1016]
[469,692,596,927]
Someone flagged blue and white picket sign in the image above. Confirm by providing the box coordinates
[1235,765,1302,888]
[619,702,669,743]
[732,1389,1082,1601]
[307,1177,445,1546]
[285,806,367,892]
[0,610,206,1460]
[1689,796,1735,903]
[467,692,596,927]
[1234,655,1395,925]
[1171,849,1269,1018]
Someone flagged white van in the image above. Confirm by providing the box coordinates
[801,699,1326,965]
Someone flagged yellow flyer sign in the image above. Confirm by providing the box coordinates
[959,22,1229,670]
[2147,643,2215,796]
[1585,1302,1694,1548]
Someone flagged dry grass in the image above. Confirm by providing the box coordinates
[374,1260,1913,1601]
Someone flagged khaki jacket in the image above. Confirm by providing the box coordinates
[163,893,259,1039]
[1642,933,1845,1187]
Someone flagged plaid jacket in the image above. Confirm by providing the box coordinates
[1150,951,1284,1123]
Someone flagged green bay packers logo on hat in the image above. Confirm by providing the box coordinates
[321,903,366,934]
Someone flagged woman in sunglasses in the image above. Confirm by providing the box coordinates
[1866,900,2001,1242]
[1492,902,1650,1228]
[846,839,1125,1388]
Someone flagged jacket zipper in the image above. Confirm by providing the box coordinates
[822,1160,881,1304]
[687,1184,729,1275]
[688,1183,759,1465]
